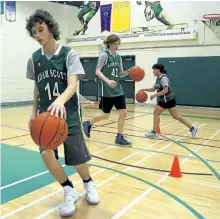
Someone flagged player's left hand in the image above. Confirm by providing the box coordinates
[47,100,67,120]
[128,66,134,73]
[150,94,157,100]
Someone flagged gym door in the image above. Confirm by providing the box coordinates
[79,57,98,101]
[120,56,135,104]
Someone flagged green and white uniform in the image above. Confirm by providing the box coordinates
[144,1,163,17]
[26,44,91,166]
[97,50,124,97]
[27,45,84,135]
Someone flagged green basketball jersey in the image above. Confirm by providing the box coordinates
[155,75,174,103]
[32,46,81,135]
[145,1,163,17]
[99,50,124,97]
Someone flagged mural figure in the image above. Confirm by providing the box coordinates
[136,1,172,25]
[73,1,100,35]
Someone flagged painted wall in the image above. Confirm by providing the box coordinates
[1,1,220,105]
[1,1,78,103]
[65,1,220,105]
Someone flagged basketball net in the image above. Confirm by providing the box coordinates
[202,14,220,38]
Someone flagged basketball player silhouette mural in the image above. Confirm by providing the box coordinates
[136,1,172,26]
[73,1,100,36]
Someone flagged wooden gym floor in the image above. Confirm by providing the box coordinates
[1,103,220,219]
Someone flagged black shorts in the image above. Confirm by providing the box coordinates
[158,98,176,109]
[99,95,126,113]
[40,131,92,166]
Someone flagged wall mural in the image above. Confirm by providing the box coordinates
[132,1,188,33]
[50,1,220,37]
[51,1,100,36]
[73,1,100,35]
[137,1,172,26]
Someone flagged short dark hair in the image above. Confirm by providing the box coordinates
[152,63,167,73]
[26,9,60,40]
[103,34,121,49]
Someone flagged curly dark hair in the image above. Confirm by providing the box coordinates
[103,34,121,49]
[26,9,60,41]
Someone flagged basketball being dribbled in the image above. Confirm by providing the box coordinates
[30,111,68,149]
[129,66,145,82]
[136,90,148,103]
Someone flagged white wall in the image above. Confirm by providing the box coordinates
[1,1,78,104]
[1,1,220,105]
[66,1,220,105]
[68,43,220,106]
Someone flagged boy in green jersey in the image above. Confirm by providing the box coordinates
[140,63,198,138]
[26,9,99,217]
[83,34,132,146]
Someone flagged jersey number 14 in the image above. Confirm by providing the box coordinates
[44,82,60,100]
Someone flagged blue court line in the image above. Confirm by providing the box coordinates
[160,134,220,181]
[2,125,220,165]
[1,143,205,218]
[90,163,205,219]
[87,139,220,164]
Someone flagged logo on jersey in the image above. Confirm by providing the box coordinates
[37,69,67,83]
[108,61,120,68]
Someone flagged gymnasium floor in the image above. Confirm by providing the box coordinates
[1,103,220,219]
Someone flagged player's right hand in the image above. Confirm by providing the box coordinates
[108,80,117,88]
[28,113,36,130]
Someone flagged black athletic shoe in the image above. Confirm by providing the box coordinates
[83,121,92,138]
[115,134,131,146]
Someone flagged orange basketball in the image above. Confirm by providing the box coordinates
[136,90,148,103]
[30,111,68,149]
[129,66,145,82]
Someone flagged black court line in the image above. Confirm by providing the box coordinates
[86,139,220,164]
[1,134,30,141]
[0,113,148,141]
[91,113,150,129]
[93,124,220,142]
[92,129,220,149]
[82,111,117,122]
[83,106,220,121]
[91,155,213,176]
[125,123,220,142]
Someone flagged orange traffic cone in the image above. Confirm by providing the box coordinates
[169,156,182,178]
[157,126,161,134]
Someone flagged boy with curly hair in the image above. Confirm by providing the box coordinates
[26,9,99,217]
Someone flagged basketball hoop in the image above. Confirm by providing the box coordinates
[203,14,220,38]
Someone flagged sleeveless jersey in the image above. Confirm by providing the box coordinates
[98,50,124,97]
[145,1,162,17]
[32,46,81,135]
[155,74,174,103]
